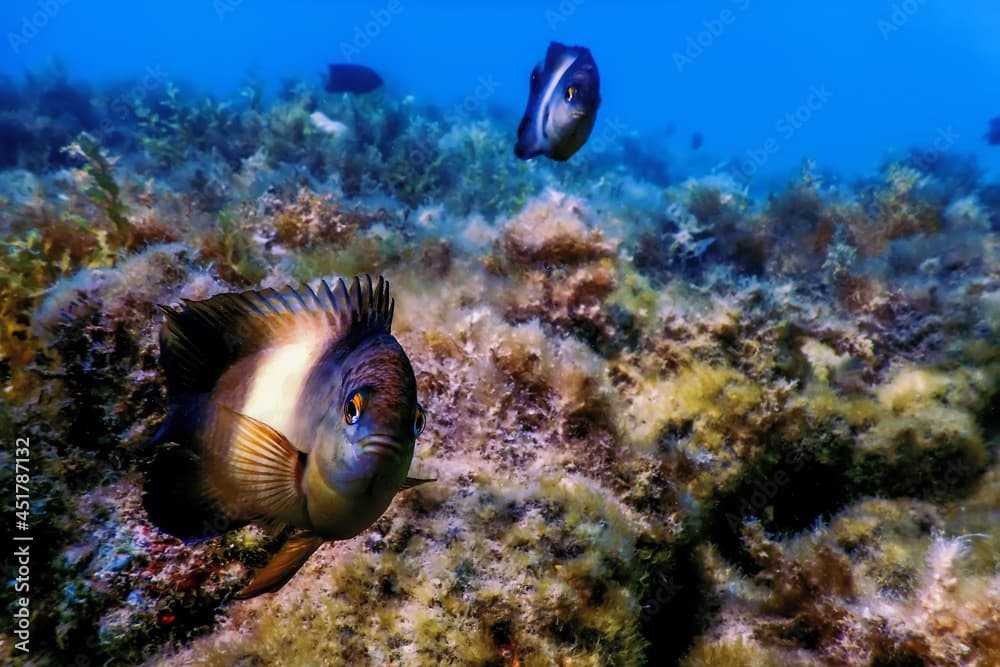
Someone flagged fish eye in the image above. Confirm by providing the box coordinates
[344,391,365,425]
[413,404,425,437]
[565,86,577,102]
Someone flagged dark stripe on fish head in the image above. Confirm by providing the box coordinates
[306,333,420,499]
[515,42,600,162]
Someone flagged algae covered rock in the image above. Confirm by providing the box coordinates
[2,72,999,667]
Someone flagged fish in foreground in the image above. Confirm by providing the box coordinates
[515,41,601,162]
[325,63,383,94]
[986,116,1000,146]
[142,275,433,598]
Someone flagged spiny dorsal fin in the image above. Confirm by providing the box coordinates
[235,530,325,599]
[158,275,394,393]
[400,476,437,490]
[343,274,394,343]
[216,407,306,524]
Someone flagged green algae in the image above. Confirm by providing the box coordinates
[64,134,133,245]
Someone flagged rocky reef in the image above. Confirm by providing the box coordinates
[1,66,998,666]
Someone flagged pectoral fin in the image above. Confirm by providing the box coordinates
[236,531,325,599]
[401,476,437,490]
[217,407,306,523]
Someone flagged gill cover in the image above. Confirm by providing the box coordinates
[515,41,601,162]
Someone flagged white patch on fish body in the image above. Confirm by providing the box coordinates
[239,338,328,450]
[537,51,578,145]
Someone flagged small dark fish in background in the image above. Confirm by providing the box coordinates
[142,275,433,598]
[985,116,1000,146]
[325,64,383,94]
[691,131,704,150]
[515,41,601,162]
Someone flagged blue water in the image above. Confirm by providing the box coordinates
[2,0,998,184]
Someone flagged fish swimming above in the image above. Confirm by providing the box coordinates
[325,63,384,94]
[515,41,601,162]
[986,116,1000,146]
[142,275,432,598]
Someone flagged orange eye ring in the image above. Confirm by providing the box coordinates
[565,86,577,102]
[345,392,364,425]
[413,405,425,436]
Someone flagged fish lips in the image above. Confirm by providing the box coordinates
[359,433,405,464]
[328,434,409,498]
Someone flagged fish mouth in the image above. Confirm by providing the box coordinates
[359,434,403,463]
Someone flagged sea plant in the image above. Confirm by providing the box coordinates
[64,133,134,246]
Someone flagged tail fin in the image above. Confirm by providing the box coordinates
[142,394,244,539]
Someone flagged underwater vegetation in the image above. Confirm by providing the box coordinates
[0,65,999,666]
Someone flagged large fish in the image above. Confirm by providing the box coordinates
[514,41,601,162]
[986,116,1000,146]
[325,64,383,94]
[142,275,432,598]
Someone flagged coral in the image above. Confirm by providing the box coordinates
[51,479,253,663]
[498,189,617,268]
[691,502,1000,667]
[682,637,808,667]
[490,190,628,352]
[851,366,990,499]
[854,163,945,256]
[271,187,373,248]
[151,474,662,666]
